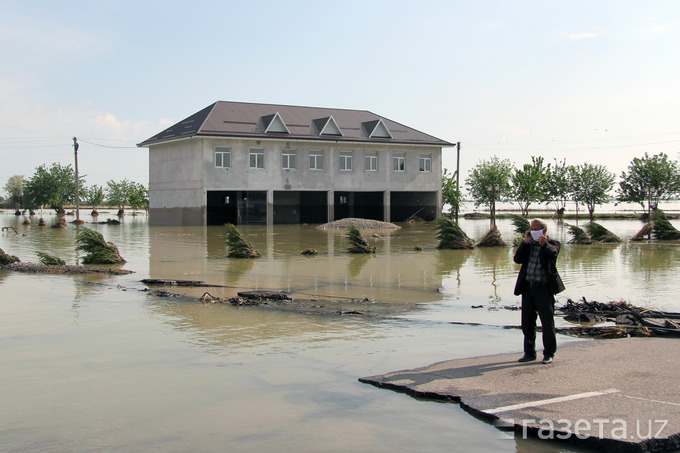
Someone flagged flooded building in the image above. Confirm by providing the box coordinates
[138,101,454,226]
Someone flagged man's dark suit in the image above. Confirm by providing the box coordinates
[513,238,565,359]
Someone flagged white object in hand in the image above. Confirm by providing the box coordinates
[530,230,543,241]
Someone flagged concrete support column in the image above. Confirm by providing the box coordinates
[328,190,335,221]
[384,190,391,222]
[436,189,442,219]
[267,190,274,225]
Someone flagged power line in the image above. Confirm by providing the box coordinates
[77,138,139,149]
[0,136,139,149]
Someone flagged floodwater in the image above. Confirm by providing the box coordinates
[1,211,679,452]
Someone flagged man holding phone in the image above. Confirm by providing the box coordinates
[513,218,565,364]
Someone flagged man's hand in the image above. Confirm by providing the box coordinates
[537,232,547,246]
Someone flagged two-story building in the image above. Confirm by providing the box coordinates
[138,101,454,226]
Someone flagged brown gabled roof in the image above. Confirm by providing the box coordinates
[137,101,454,147]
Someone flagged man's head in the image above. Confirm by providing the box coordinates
[530,218,547,232]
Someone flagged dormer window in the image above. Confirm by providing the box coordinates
[361,119,392,138]
[312,116,343,136]
[257,112,290,134]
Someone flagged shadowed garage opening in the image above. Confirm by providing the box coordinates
[334,191,384,221]
[274,191,328,224]
[207,191,267,225]
[390,191,437,222]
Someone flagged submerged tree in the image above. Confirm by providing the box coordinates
[23,163,81,215]
[0,248,21,265]
[442,168,462,219]
[618,152,680,215]
[225,223,260,258]
[511,156,550,217]
[465,157,513,209]
[509,214,531,246]
[571,163,615,220]
[545,158,573,217]
[476,225,507,247]
[83,185,105,215]
[128,182,149,212]
[631,222,654,241]
[565,224,593,244]
[76,228,126,264]
[584,222,621,243]
[3,174,25,209]
[509,214,531,235]
[347,224,375,254]
[651,210,680,240]
[434,218,474,249]
[37,252,66,266]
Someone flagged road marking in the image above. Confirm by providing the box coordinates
[615,393,680,407]
[485,389,620,414]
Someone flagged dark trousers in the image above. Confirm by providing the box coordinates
[521,285,556,358]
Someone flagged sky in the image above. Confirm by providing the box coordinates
[1,0,679,194]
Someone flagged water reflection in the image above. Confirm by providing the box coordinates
[347,253,374,278]
[623,242,680,274]
[436,248,473,279]
[144,298,376,353]
[472,247,514,303]
[3,213,678,453]
[2,214,679,311]
[148,224,446,303]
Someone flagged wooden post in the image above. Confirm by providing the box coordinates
[73,137,80,222]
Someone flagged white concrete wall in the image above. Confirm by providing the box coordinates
[148,136,444,224]
[201,137,442,193]
[149,139,205,209]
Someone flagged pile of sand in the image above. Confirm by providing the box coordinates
[316,218,400,230]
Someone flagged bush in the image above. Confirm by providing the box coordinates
[225,224,260,258]
[76,228,126,264]
[347,224,375,254]
[434,218,474,249]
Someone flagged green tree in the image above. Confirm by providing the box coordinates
[83,185,105,210]
[571,163,615,220]
[3,174,25,209]
[617,152,680,214]
[442,168,461,219]
[545,159,573,214]
[128,182,149,212]
[106,179,132,210]
[510,156,550,217]
[465,156,514,208]
[23,163,80,214]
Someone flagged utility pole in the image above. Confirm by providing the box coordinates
[455,141,460,222]
[73,137,80,222]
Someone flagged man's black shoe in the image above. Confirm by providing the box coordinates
[517,354,536,363]
[542,356,553,364]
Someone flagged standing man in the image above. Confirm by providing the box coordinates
[513,218,565,364]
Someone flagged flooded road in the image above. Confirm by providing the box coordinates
[1,212,679,452]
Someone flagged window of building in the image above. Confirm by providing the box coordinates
[419,154,432,172]
[309,150,324,170]
[339,151,353,171]
[393,153,405,172]
[215,148,231,168]
[365,152,377,171]
[282,149,296,170]
[249,149,265,169]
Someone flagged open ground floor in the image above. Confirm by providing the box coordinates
[149,190,440,225]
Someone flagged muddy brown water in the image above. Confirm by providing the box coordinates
[1,212,679,452]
